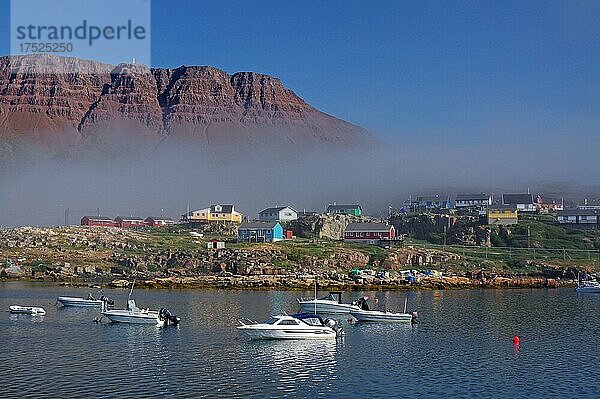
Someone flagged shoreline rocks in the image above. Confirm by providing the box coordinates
[1,274,573,291]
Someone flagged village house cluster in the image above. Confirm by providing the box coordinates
[403,192,558,226]
[80,193,600,246]
[406,192,600,230]
[81,216,175,228]
[557,199,600,230]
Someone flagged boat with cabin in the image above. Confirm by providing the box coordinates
[297,291,360,315]
[349,297,418,323]
[576,280,600,293]
[57,292,114,308]
[237,313,343,340]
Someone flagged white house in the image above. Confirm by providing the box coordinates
[455,193,492,209]
[557,209,599,229]
[502,193,536,212]
[258,206,298,222]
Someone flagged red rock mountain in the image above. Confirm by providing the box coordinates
[0,55,374,152]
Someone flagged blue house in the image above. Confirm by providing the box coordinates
[237,221,284,242]
[416,195,451,211]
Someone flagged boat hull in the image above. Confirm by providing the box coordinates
[576,287,600,293]
[102,311,163,325]
[297,300,359,315]
[58,296,104,307]
[237,326,337,340]
[9,306,46,315]
[350,309,413,323]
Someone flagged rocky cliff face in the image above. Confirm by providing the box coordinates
[390,213,492,247]
[0,55,374,152]
[291,214,378,240]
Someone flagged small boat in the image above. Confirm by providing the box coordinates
[57,293,114,308]
[100,281,180,326]
[237,313,343,340]
[576,280,600,293]
[349,297,418,323]
[297,291,360,315]
[8,305,46,315]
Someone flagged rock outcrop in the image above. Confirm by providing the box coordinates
[0,54,375,152]
[291,214,379,240]
[390,212,492,247]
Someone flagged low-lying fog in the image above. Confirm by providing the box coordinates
[1,133,598,227]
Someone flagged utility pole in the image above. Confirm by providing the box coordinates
[64,207,69,226]
[527,225,531,249]
[443,225,447,249]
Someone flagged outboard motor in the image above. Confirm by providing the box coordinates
[159,308,181,326]
[410,311,419,324]
[99,296,114,307]
[324,318,337,329]
[323,318,344,337]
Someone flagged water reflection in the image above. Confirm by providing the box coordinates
[1,283,599,399]
[8,313,46,322]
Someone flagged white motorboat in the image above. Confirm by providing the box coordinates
[349,297,417,323]
[8,305,46,315]
[100,281,180,326]
[297,291,360,315]
[576,280,600,293]
[237,313,343,340]
[57,293,114,308]
[101,299,181,326]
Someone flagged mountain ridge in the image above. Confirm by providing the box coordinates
[0,54,375,151]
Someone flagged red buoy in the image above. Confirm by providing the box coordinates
[512,336,520,345]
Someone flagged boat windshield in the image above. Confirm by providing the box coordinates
[264,317,279,325]
[319,293,335,301]
[291,313,324,326]
[300,317,323,326]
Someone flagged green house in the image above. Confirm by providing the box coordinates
[326,203,362,216]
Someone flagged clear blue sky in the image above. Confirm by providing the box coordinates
[1,0,599,144]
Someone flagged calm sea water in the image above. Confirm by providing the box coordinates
[1,282,599,398]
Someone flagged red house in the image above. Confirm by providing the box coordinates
[114,216,147,228]
[144,217,175,227]
[343,222,396,245]
[81,216,117,227]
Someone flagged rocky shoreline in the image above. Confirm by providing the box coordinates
[2,274,574,291]
[1,226,586,292]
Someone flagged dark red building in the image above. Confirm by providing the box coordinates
[343,222,395,245]
[114,216,147,228]
[81,216,117,227]
[144,217,175,227]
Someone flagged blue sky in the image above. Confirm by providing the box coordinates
[1,0,599,144]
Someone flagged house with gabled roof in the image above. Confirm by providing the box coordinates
[145,217,175,227]
[455,193,492,209]
[416,195,451,211]
[81,216,117,227]
[237,221,284,242]
[502,193,536,212]
[577,199,600,210]
[343,222,396,245]
[258,206,298,222]
[557,209,599,229]
[114,216,147,228]
[182,204,243,224]
[326,203,362,216]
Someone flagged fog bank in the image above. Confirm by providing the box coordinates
[1,135,598,227]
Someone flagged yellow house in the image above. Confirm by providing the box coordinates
[487,206,518,225]
[184,204,243,223]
